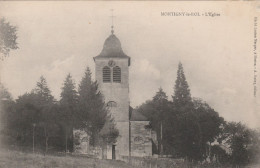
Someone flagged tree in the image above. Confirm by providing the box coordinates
[0,82,12,100]
[0,83,16,146]
[172,62,193,109]
[136,87,171,155]
[14,93,41,146]
[78,67,107,146]
[219,122,260,167]
[171,62,197,161]
[0,18,18,59]
[151,88,170,155]
[170,64,224,163]
[33,76,54,104]
[33,76,57,153]
[59,73,78,152]
[210,145,230,165]
[192,98,224,160]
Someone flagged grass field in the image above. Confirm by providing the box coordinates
[0,149,137,168]
[0,149,259,168]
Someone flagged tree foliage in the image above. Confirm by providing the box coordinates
[1,69,117,153]
[136,88,171,155]
[218,122,260,167]
[59,73,78,152]
[0,18,18,59]
[136,63,225,162]
[78,67,108,146]
[171,63,198,160]
[32,76,58,153]
[172,62,193,109]
[0,83,16,145]
[99,116,119,145]
[170,64,225,162]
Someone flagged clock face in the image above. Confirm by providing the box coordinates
[108,60,116,67]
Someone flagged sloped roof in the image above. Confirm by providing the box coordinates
[130,110,149,121]
[93,33,130,66]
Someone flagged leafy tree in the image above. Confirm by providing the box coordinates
[13,93,40,146]
[187,98,224,163]
[136,87,171,155]
[78,67,107,146]
[59,73,78,152]
[247,128,260,164]
[0,18,18,59]
[0,83,16,145]
[210,145,230,165]
[0,82,12,100]
[219,122,260,167]
[193,98,224,157]
[136,62,225,163]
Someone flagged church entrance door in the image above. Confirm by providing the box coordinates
[112,145,116,160]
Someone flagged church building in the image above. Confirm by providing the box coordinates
[74,27,155,160]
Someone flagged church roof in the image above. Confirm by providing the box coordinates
[130,110,149,121]
[94,33,131,66]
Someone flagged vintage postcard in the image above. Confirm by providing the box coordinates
[0,1,259,168]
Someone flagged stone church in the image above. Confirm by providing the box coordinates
[74,28,156,160]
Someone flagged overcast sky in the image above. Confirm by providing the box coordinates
[0,1,259,128]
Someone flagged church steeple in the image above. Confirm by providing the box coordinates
[93,10,131,66]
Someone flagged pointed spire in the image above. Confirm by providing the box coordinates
[110,9,115,34]
[111,26,114,34]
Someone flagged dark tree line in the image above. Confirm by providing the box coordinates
[0,67,118,154]
[136,62,260,167]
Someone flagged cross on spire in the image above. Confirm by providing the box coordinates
[110,9,116,34]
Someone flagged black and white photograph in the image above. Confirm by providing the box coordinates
[0,1,259,168]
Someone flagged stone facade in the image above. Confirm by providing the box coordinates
[130,121,152,157]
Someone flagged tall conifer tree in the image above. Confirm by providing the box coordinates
[78,67,107,146]
[33,76,56,153]
[172,62,192,108]
[152,87,169,155]
[60,73,78,152]
[171,63,197,162]
[34,76,54,104]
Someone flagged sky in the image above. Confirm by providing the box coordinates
[0,1,259,128]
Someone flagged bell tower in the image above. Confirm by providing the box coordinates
[93,29,131,159]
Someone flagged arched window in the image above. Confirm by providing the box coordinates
[134,136,144,144]
[113,66,121,83]
[103,66,111,82]
[107,101,117,108]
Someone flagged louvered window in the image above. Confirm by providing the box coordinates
[103,66,111,82]
[113,66,121,83]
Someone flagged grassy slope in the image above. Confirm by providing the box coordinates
[0,150,136,168]
[0,150,259,168]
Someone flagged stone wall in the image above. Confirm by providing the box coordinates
[130,121,152,157]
